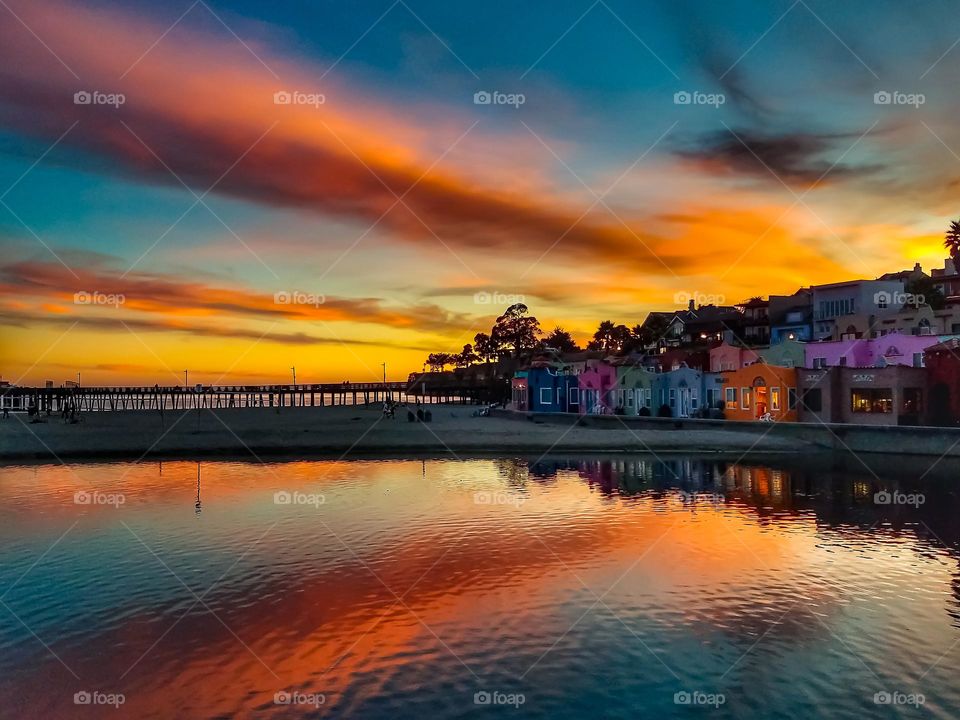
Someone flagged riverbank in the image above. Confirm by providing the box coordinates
[0,404,811,461]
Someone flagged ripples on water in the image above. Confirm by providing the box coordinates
[1,454,959,719]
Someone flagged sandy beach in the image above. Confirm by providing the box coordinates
[0,403,811,461]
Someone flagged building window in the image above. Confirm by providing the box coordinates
[813,357,826,369]
[788,388,797,410]
[741,387,751,410]
[669,388,676,408]
[913,353,924,368]
[839,356,847,367]
[725,387,737,409]
[801,388,822,412]
[540,387,552,405]
[903,388,923,415]
[569,387,579,405]
[771,387,781,411]
[851,388,893,413]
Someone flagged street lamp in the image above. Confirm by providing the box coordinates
[291,366,297,386]
[184,369,189,387]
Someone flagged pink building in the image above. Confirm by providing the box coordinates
[578,360,617,415]
[803,331,942,369]
[709,342,761,372]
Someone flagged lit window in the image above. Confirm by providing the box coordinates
[851,388,893,413]
[771,387,781,411]
[741,387,751,410]
[725,387,737,409]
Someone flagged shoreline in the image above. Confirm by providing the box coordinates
[0,403,813,462]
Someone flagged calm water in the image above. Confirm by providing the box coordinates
[2,454,960,719]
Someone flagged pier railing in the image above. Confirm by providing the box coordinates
[2,381,489,413]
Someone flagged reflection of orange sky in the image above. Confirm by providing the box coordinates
[7,459,941,717]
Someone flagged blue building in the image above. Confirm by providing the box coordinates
[652,364,722,418]
[527,365,579,413]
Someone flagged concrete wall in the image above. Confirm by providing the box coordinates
[492,408,960,457]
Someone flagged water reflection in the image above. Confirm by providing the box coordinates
[1,454,959,719]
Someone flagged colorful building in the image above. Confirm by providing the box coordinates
[652,364,721,418]
[720,364,798,422]
[758,338,805,368]
[923,338,960,426]
[578,359,618,415]
[709,342,761,372]
[612,363,656,416]
[527,365,579,413]
[510,372,528,411]
[804,332,941,369]
[797,366,927,426]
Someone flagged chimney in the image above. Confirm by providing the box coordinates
[914,262,922,273]
[688,299,695,312]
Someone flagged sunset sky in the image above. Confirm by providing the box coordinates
[1,0,957,385]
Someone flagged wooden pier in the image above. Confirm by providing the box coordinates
[0,382,492,414]
[2,380,495,414]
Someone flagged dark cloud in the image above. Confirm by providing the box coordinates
[674,128,884,186]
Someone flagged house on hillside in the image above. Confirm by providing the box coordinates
[737,297,770,345]
[769,289,813,343]
[810,279,906,340]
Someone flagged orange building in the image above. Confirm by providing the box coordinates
[720,364,798,422]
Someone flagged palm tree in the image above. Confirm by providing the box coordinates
[945,219,960,265]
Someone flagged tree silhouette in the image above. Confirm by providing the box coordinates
[945,219,960,266]
[541,327,581,353]
[492,304,541,357]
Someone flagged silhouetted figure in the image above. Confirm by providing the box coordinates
[416,408,424,422]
